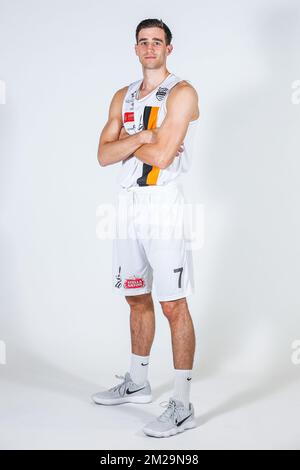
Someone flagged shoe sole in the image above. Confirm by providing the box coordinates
[92,394,153,405]
[143,419,196,438]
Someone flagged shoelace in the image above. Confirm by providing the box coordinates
[158,399,182,423]
[108,374,128,395]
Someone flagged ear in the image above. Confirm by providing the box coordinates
[166,44,173,56]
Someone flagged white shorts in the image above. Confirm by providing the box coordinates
[112,181,195,302]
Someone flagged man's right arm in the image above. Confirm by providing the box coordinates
[97,87,150,167]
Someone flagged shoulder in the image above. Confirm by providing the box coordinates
[108,86,129,118]
[109,86,129,112]
[112,85,129,101]
[167,80,199,119]
[114,77,141,99]
[169,80,198,100]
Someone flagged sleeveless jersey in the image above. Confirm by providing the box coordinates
[118,72,199,188]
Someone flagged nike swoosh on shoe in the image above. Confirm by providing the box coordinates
[126,387,146,395]
[176,414,192,427]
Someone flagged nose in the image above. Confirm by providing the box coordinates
[147,44,155,54]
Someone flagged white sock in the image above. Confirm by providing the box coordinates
[172,369,192,409]
[129,353,150,386]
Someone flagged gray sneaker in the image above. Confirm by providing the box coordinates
[91,372,152,405]
[143,397,196,437]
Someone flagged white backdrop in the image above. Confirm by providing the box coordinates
[0,0,300,450]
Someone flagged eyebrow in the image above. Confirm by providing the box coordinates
[138,37,164,43]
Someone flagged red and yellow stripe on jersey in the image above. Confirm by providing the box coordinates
[137,106,160,186]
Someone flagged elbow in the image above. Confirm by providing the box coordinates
[97,149,108,167]
[157,161,168,170]
[156,153,172,170]
[98,155,107,167]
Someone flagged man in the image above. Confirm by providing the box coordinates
[93,18,200,438]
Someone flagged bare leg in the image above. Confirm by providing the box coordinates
[125,293,155,356]
[160,297,196,369]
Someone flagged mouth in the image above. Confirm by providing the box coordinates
[145,56,156,59]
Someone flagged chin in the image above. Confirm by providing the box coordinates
[143,62,160,68]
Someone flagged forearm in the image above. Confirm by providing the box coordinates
[134,143,163,168]
[98,132,144,167]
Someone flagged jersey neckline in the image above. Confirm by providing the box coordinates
[135,72,174,102]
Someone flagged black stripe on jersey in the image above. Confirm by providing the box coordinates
[137,106,155,187]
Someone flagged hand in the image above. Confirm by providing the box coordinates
[119,127,156,145]
[140,127,184,156]
[175,143,185,156]
[140,129,157,144]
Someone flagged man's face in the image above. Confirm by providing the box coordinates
[135,27,173,70]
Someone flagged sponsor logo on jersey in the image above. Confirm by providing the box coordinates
[124,112,134,123]
[125,92,135,104]
[156,86,168,101]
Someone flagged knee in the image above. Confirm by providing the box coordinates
[160,298,187,321]
[125,293,153,311]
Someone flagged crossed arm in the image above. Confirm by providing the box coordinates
[134,85,198,169]
[97,84,198,169]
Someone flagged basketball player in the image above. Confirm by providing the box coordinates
[92,18,200,438]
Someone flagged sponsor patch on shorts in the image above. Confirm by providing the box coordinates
[124,277,145,289]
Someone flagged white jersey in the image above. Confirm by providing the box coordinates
[118,72,199,188]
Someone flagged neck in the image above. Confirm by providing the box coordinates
[139,68,171,92]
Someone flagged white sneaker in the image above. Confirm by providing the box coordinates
[91,372,152,405]
[143,397,196,438]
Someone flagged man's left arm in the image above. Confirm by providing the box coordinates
[134,85,199,169]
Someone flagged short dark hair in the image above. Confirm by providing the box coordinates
[135,18,172,46]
